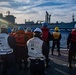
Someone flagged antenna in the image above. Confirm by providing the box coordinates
[6,11,10,15]
[72,13,75,22]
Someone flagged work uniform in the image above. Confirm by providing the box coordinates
[26,37,49,75]
[51,31,61,56]
[14,29,28,70]
[41,27,51,67]
[41,27,51,48]
[0,33,15,75]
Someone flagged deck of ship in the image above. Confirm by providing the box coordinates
[0,49,76,75]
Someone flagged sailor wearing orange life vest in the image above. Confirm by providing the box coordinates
[9,27,17,37]
[51,27,61,56]
[14,26,28,70]
[0,27,16,75]
[25,27,33,40]
[25,28,49,75]
[67,24,76,68]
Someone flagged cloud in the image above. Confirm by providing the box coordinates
[0,0,13,2]
[0,2,11,6]
[0,0,76,24]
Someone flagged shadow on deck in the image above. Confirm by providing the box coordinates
[47,50,76,75]
[0,50,76,75]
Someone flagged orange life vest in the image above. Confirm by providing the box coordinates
[71,30,76,42]
[14,30,28,46]
[25,32,33,40]
[41,27,49,41]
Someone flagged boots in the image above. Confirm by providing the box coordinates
[18,61,23,71]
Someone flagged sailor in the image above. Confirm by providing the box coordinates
[25,27,33,40]
[9,27,17,37]
[41,22,51,48]
[25,28,49,75]
[0,26,16,75]
[51,27,61,56]
[14,26,28,70]
[41,22,51,68]
[67,24,76,68]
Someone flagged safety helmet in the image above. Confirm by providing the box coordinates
[34,28,42,33]
[54,27,59,31]
[0,24,7,33]
[74,24,76,28]
[42,22,48,27]
[26,27,32,32]
[0,24,7,28]
[12,27,18,32]
[7,28,12,33]
[33,28,42,37]
[18,26,24,30]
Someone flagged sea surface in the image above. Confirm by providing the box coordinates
[50,30,70,49]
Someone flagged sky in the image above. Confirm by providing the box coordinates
[0,0,76,24]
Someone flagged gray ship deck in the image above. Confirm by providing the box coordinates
[47,50,76,75]
[0,49,76,75]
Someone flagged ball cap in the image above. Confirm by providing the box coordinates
[34,28,42,33]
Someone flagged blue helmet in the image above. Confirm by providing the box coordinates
[7,28,12,33]
[18,26,24,30]
[42,22,48,27]
[26,27,32,32]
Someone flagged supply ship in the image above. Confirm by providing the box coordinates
[0,11,76,30]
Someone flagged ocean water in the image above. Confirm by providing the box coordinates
[50,30,70,49]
